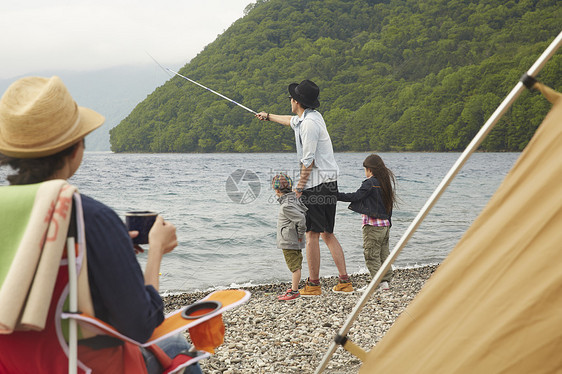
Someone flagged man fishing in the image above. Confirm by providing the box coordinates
[151,61,352,294]
[256,79,353,296]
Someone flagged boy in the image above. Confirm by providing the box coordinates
[272,173,307,300]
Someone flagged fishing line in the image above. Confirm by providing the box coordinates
[147,52,257,115]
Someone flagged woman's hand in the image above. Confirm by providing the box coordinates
[144,215,177,290]
[148,215,178,255]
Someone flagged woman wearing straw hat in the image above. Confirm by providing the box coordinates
[256,79,353,296]
[0,76,202,374]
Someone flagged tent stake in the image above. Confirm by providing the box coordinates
[315,30,562,374]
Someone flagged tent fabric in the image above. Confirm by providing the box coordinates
[360,83,562,374]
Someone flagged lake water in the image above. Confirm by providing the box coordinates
[1,152,520,293]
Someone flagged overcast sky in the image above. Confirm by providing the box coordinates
[0,0,253,79]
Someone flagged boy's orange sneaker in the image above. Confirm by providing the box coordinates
[299,279,322,296]
[332,281,354,293]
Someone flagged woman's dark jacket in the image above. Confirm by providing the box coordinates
[337,176,392,224]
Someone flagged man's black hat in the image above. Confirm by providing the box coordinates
[288,80,320,109]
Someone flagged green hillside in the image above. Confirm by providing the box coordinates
[110,0,561,153]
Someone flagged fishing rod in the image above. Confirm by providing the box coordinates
[147,53,257,115]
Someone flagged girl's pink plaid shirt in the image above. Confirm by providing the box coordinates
[362,215,390,227]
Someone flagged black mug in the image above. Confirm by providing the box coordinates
[125,211,158,245]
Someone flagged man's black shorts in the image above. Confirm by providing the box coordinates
[301,181,338,233]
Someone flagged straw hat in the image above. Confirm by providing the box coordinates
[288,79,320,109]
[0,76,105,158]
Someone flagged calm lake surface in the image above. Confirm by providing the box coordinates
[1,152,520,293]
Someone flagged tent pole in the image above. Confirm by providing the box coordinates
[314,30,562,374]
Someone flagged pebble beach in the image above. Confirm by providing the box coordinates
[163,265,438,374]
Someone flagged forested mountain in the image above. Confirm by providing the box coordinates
[110,0,561,153]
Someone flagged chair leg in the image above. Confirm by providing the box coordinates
[67,236,78,374]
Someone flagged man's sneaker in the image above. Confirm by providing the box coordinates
[379,281,390,290]
[278,289,300,301]
[299,279,322,296]
[332,280,354,293]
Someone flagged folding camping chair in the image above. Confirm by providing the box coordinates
[0,180,250,374]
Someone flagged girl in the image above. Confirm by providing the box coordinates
[338,154,397,290]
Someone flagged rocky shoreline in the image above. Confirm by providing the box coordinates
[162,265,438,374]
